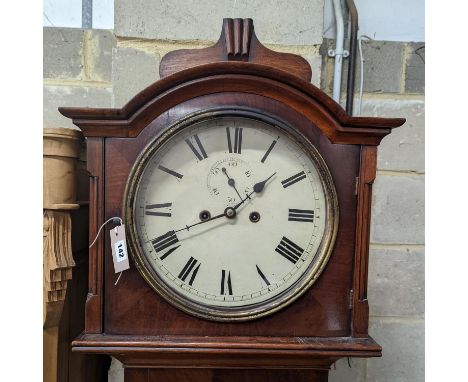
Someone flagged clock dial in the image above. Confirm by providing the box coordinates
[126,113,338,321]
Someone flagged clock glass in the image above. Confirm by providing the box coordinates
[125,111,338,321]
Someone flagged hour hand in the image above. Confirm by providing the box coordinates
[253,172,277,193]
[233,172,277,210]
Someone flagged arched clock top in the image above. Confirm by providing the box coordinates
[59,63,404,144]
[59,18,404,144]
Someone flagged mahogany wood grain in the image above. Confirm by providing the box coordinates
[102,94,358,337]
[72,333,382,367]
[59,64,404,145]
[85,138,105,333]
[352,146,377,337]
[159,18,312,80]
[73,333,381,351]
[124,368,329,382]
[124,369,147,382]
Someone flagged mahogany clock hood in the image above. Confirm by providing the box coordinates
[59,18,404,380]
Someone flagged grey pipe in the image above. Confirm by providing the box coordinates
[345,0,359,115]
[331,0,345,103]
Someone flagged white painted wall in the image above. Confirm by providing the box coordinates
[93,0,114,29]
[324,0,425,42]
[43,0,114,29]
[43,0,82,28]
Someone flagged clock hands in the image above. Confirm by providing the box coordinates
[253,172,277,193]
[232,172,277,209]
[174,211,226,233]
[221,167,244,201]
[174,205,240,234]
[172,172,277,234]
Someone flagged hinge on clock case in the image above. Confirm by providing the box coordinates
[349,289,354,309]
[354,177,359,196]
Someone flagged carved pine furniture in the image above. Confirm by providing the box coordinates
[60,19,404,382]
[43,128,81,382]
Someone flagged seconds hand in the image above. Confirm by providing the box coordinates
[173,172,277,233]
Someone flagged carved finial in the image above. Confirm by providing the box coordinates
[223,18,253,60]
[158,18,312,81]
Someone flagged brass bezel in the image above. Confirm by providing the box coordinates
[123,108,339,322]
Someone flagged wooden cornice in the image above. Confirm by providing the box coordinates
[72,334,381,368]
[59,63,405,145]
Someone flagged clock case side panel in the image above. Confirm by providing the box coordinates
[351,146,377,337]
[101,94,360,338]
[84,138,105,333]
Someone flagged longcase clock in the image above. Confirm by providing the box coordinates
[60,19,405,382]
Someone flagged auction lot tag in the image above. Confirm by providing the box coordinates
[110,224,130,273]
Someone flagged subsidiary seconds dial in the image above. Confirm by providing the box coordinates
[125,112,338,321]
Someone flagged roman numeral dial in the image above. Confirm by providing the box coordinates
[158,165,183,179]
[178,257,201,286]
[131,116,335,315]
[159,245,180,260]
[145,202,172,217]
[226,127,243,154]
[275,236,305,264]
[151,231,179,253]
[220,270,233,295]
[185,134,208,161]
[288,208,314,222]
[261,139,277,163]
[256,265,271,286]
[282,171,307,188]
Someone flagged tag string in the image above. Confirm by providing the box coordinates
[115,272,123,286]
[89,217,123,248]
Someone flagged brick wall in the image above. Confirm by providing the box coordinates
[43,2,424,381]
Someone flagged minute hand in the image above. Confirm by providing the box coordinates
[174,211,225,233]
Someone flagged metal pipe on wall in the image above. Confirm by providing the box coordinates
[82,0,93,28]
[331,0,345,103]
[345,0,359,115]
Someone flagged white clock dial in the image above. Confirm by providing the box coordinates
[126,113,338,321]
